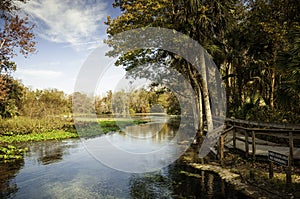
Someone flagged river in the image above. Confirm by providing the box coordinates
[0,117,246,198]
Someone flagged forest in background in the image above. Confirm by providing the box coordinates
[1,0,299,125]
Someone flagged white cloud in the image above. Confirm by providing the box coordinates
[17,69,62,79]
[19,0,108,50]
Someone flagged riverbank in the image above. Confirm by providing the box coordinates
[0,117,148,162]
[181,147,300,199]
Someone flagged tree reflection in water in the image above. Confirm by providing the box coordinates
[129,163,245,199]
[0,140,78,198]
[0,160,24,198]
[26,140,77,165]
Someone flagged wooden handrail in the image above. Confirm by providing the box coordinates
[215,117,299,165]
[232,125,300,134]
[224,118,300,129]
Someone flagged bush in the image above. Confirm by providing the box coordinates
[0,116,76,136]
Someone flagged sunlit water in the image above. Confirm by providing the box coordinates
[0,119,246,199]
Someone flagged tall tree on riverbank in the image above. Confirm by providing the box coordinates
[105,0,236,134]
[0,0,35,73]
[0,76,24,118]
[0,0,36,118]
[105,0,299,126]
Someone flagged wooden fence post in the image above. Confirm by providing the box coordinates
[233,127,236,149]
[218,135,224,162]
[286,163,292,185]
[269,161,274,179]
[289,132,294,166]
[252,131,256,160]
[286,131,293,185]
[245,131,249,158]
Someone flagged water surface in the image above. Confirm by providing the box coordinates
[0,120,246,198]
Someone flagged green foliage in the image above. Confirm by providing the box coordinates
[0,145,28,162]
[99,119,148,133]
[277,25,300,118]
[0,80,71,119]
[72,119,148,138]
[0,116,78,161]
[96,86,180,116]
[0,75,24,118]
[0,116,76,136]
[0,131,78,143]
[0,0,36,73]
[223,0,299,123]
[21,88,71,117]
[0,117,77,162]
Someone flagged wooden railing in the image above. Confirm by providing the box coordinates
[217,118,300,164]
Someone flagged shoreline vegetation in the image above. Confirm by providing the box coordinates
[0,116,149,162]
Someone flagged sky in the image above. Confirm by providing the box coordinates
[12,0,126,96]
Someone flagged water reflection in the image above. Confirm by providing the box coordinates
[120,122,178,147]
[82,117,191,173]
[128,163,243,199]
[0,120,247,198]
[0,161,23,198]
[26,140,78,165]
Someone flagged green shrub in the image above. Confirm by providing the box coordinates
[0,116,76,135]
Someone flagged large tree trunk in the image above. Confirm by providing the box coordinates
[187,63,204,137]
[199,48,213,132]
[197,86,203,137]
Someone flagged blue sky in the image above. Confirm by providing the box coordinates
[12,0,126,95]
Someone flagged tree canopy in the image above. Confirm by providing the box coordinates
[0,0,36,118]
[105,0,300,124]
[0,0,35,73]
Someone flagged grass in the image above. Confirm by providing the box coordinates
[75,119,149,137]
[0,116,76,136]
[0,130,78,143]
[0,117,148,161]
[99,119,148,133]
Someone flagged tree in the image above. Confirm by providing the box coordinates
[129,88,150,114]
[276,25,300,122]
[105,0,235,136]
[226,0,300,122]
[21,88,71,118]
[0,0,35,118]
[95,90,113,114]
[0,0,36,73]
[0,75,24,118]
